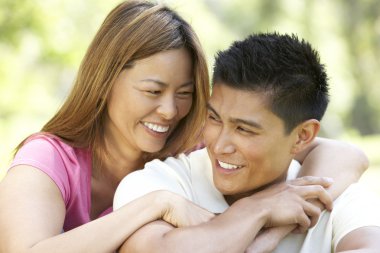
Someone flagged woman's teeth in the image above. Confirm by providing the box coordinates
[144,122,169,133]
[218,160,241,170]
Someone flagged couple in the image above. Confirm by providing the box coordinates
[0,1,378,252]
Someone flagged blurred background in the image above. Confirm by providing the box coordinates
[0,0,379,192]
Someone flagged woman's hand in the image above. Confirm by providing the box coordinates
[157,191,215,228]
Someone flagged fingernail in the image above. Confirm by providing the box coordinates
[324,177,334,183]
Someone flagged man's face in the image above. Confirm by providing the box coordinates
[203,84,299,199]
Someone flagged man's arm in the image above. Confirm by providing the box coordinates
[118,178,333,253]
[335,227,380,253]
[295,137,369,199]
[332,183,380,253]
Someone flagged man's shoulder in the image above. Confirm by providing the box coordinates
[113,148,211,210]
[333,183,380,208]
[141,148,210,178]
[274,183,380,253]
[328,183,380,250]
[176,148,210,167]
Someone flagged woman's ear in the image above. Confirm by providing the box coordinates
[291,119,320,154]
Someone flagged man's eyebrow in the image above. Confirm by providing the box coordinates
[206,103,220,118]
[140,79,193,87]
[207,103,263,129]
[231,118,263,130]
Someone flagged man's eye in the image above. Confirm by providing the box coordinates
[207,114,219,122]
[237,126,254,134]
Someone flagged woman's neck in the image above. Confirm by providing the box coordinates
[94,123,147,185]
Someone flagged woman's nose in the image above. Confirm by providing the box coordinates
[157,96,178,120]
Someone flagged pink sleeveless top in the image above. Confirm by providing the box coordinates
[10,134,112,231]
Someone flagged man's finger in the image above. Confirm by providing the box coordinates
[299,185,333,211]
[290,176,334,188]
[303,201,322,228]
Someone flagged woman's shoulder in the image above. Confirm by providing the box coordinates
[10,133,94,229]
[24,132,74,150]
[11,132,92,181]
[21,132,90,162]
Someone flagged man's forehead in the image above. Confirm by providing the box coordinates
[207,84,287,129]
[209,84,270,109]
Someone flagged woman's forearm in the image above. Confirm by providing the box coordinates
[296,137,368,199]
[120,198,269,253]
[1,191,166,253]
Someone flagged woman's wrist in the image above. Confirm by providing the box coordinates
[150,190,173,219]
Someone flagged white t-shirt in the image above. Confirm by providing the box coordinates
[114,148,380,253]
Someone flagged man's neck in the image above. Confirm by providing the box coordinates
[223,172,288,206]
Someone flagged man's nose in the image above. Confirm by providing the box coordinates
[213,129,235,155]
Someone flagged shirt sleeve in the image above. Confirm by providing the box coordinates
[332,183,380,249]
[9,136,70,205]
[113,155,195,210]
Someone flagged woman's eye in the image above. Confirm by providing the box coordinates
[177,91,193,98]
[145,90,161,95]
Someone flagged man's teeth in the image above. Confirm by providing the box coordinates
[218,160,241,170]
[144,122,169,133]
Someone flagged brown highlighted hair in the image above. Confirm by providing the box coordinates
[17,1,209,166]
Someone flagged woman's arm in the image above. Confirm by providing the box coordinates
[295,137,368,199]
[118,177,333,253]
[0,166,213,253]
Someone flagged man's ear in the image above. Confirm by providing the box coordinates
[291,119,320,154]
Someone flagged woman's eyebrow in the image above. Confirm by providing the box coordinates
[140,79,194,88]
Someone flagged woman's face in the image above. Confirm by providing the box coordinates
[106,48,194,155]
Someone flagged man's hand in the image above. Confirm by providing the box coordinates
[247,176,333,233]
[245,225,295,253]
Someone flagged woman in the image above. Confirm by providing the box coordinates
[1,1,211,252]
[0,1,368,253]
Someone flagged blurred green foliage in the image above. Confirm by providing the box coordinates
[1,0,380,182]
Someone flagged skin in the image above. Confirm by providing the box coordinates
[92,48,195,219]
[117,84,370,253]
[101,47,194,184]
[0,48,208,253]
[204,84,301,203]
[106,48,194,157]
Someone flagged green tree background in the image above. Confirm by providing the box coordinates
[1,0,379,191]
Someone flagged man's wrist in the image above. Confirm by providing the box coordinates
[234,197,269,229]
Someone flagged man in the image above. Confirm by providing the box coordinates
[114,33,380,252]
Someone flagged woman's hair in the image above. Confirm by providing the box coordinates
[17,1,209,166]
